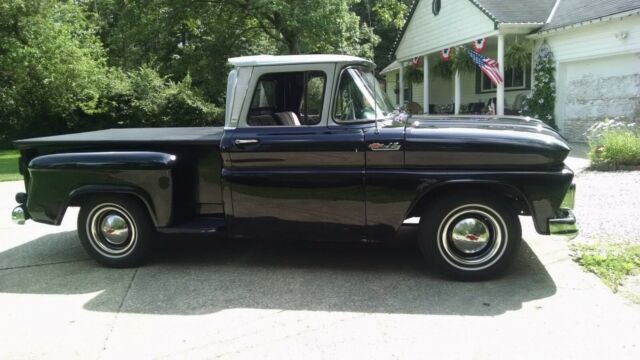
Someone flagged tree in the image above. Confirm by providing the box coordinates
[219,0,378,56]
[1,0,411,145]
[352,0,411,70]
[0,0,109,142]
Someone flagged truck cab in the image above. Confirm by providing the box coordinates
[222,55,407,243]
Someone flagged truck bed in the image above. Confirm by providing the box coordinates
[14,127,224,149]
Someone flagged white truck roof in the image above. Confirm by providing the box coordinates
[228,54,373,67]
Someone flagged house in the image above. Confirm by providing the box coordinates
[381,0,640,141]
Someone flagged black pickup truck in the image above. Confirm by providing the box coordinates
[11,55,576,280]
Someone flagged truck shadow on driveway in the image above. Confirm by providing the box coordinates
[0,229,556,316]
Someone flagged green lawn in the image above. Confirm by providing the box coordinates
[0,150,22,182]
[573,243,640,292]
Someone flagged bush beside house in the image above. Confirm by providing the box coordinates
[587,118,640,169]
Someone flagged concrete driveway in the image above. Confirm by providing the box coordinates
[1,179,639,359]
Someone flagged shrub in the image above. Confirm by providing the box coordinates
[68,66,224,132]
[586,118,640,168]
[522,41,556,128]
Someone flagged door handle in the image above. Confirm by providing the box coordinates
[235,139,259,146]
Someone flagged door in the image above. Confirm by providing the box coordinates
[223,64,367,242]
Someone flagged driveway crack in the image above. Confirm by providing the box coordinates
[101,267,138,353]
[0,258,89,271]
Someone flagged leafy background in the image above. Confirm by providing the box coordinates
[0,0,412,147]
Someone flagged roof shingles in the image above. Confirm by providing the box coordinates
[470,0,557,24]
[540,0,640,31]
[390,0,640,58]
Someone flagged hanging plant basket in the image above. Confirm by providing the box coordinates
[432,58,453,79]
[451,47,475,74]
[404,65,424,84]
[505,41,532,69]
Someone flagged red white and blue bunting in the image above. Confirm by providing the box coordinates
[472,38,487,53]
[439,48,452,61]
[411,56,423,68]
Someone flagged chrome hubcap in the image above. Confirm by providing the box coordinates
[451,218,490,254]
[438,205,507,270]
[100,214,130,245]
[87,204,137,258]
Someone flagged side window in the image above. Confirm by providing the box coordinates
[299,72,325,125]
[333,67,394,123]
[246,71,326,127]
[334,68,375,122]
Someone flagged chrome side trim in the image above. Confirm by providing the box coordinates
[368,142,401,151]
[549,208,578,239]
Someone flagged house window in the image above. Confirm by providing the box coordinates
[476,65,530,93]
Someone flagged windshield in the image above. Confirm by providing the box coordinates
[334,67,395,122]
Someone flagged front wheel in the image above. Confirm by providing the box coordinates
[419,193,521,280]
[78,195,154,268]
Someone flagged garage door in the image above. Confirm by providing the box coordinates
[558,53,640,142]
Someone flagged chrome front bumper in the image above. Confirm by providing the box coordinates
[12,205,26,225]
[549,184,578,239]
[11,192,28,225]
[549,209,578,239]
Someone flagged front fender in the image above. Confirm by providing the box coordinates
[402,170,573,235]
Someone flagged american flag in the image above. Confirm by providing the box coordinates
[466,48,503,86]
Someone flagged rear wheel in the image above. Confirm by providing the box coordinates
[78,195,154,268]
[419,193,521,280]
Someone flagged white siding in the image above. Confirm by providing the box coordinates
[396,0,496,61]
[544,15,640,62]
[542,15,640,141]
[429,75,454,105]
[382,70,425,109]
[412,81,424,109]
[385,74,399,107]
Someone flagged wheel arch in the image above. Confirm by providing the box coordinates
[406,180,532,220]
[66,185,159,227]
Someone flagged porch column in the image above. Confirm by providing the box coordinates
[497,34,505,115]
[454,70,461,115]
[399,63,405,107]
[423,55,429,114]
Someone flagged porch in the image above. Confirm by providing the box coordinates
[382,34,535,116]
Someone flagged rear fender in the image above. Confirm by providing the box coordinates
[25,151,175,227]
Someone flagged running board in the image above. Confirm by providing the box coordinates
[157,216,226,235]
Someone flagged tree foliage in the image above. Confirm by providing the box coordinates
[0,0,108,141]
[1,0,410,146]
